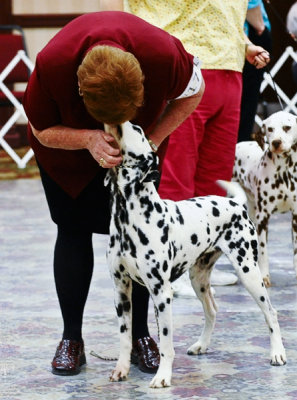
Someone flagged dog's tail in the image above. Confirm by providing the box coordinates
[216,180,247,206]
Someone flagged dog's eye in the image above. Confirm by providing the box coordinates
[267,127,274,132]
[283,125,291,133]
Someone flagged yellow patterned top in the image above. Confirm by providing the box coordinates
[125,0,248,72]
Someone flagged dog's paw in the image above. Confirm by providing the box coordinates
[263,275,272,288]
[270,348,287,366]
[149,372,171,388]
[187,341,208,355]
[109,363,130,382]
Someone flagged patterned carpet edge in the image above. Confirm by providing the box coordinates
[0,146,40,180]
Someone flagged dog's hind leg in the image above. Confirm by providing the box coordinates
[225,242,286,366]
[187,251,220,356]
[256,213,271,287]
[109,270,133,382]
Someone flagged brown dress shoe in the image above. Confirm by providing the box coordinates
[51,339,86,376]
[131,336,160,373]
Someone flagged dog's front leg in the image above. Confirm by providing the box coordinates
[256,214,271,287]
[149,284,175,388]
[292,213,297,278]
[109,274,132,382]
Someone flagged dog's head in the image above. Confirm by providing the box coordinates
[104,122,159,194]
[260,111,297,155]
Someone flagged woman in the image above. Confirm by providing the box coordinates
[23,11,204,376]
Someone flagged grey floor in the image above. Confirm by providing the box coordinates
[1,178,297,400]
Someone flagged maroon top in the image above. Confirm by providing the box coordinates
[23,11,194,198]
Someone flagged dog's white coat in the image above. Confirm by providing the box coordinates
[105,122,286,388]
[233,111,297,286]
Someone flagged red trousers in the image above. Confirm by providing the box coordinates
[158,70,242,200]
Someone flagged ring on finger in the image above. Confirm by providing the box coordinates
[99,157,106,167]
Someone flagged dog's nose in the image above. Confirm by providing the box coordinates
[272,140,282,150]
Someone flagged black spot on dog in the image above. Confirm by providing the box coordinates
[157,219,164,228]
[175,206,184,224]
[161,225,169,244]
[239,248,246,257]
[154,202,162,213]
[163,328,168,336]
[191,234,198,245]
[124,184,132,200]
[163,260,168,272]
[110,235,115,248]
[151,267,164,285]
[136,227,149,245]
[114,271,121,280]
[243,266,249,273]
[225,230,232,241]
[119,264,125,272]
[116,304,123,317]
[212,207,220,217]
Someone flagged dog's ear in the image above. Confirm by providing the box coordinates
[104,170,112,187]
[104,124,121,148]
[251,126,265,150]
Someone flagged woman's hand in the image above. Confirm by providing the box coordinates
[30,123,123,168]
[86,130,123,168]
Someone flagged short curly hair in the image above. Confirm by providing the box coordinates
[77,45,144,124]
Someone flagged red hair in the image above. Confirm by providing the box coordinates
[77,46,144,124]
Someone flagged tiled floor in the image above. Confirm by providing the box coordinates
[1,179,297,400]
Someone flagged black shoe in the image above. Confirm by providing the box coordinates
[51,339,86,376]
[131,336,160,373]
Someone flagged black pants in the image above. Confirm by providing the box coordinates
[238,26,272,142]
[292,61,297,86]
[39,164,150,341]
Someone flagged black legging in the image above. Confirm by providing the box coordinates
[54,227,150,341]
[39,164,151,342]
[238,26,272,142]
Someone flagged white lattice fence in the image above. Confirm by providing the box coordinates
[0,50,34,168]
[1,46,297,168]
[255,46,297,127]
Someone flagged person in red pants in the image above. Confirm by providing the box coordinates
[23,11,204,376]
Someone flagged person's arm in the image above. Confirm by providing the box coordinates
[246,5,265,35]
[98,0,124,11]
[147,79,205,147]
[30,123,123,168]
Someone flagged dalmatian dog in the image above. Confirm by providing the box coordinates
[104,121,286,388]
[233,110,297,287]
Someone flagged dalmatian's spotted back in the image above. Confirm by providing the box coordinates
[104,122,286,388]
[233,111,297,287]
